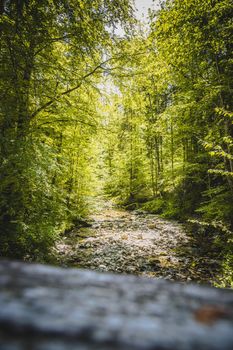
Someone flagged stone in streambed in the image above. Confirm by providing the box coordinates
[147,223,157,229]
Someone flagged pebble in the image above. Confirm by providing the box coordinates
[55,204,221,284]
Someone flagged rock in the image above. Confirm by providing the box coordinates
[99,264,107,270]
[55,206,223,284]
[126,266,137,272]
[0,261,233,350]
[72,217,93,228]
[147,223,157,229]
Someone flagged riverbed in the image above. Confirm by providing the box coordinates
[55,200,221,285]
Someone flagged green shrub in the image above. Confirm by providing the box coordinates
[142,198,165,214]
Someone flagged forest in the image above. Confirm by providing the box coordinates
[0,0,232,287]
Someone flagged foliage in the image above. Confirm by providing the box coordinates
[98,0,233,285]
[141,198,165,214]
[0,0,133,259]
[0,0,232,285]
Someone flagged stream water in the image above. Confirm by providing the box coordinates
[56,199,221,285]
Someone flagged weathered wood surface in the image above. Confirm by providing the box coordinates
[0,261,233,350]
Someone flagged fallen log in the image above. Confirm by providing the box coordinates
[0,260,232,349]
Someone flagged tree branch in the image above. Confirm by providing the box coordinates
[36,118,97,129]
[30,60,110,119]
[30,50,150,120]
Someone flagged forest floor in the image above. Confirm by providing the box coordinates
[55,198,222,285]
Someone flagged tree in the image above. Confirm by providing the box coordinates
[0,0,133,259]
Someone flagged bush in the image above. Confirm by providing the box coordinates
[142,198,165,214]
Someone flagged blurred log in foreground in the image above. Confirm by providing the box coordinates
[0,260,233,350]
